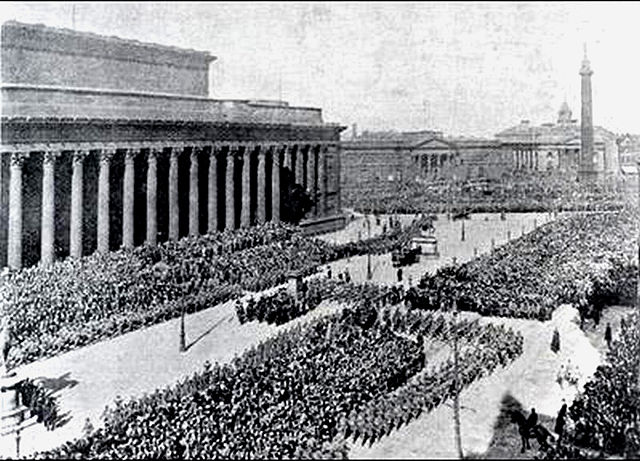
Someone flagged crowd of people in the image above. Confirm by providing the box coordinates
[344,173,628,216]
[38,278,525,459]
[408,210,636,321]
[20,378,60,431]
[0,212,432,371]
[541,313,640,459]
[0,223,296,369]
[236,283,323,326]
[344,317,523,446]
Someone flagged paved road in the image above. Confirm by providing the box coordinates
[0,211,555,457]
[349,304,623,459]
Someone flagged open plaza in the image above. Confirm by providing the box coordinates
[0,3,639,460]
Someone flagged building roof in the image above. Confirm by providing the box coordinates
[2,20,216,69]
[496,120,616,145]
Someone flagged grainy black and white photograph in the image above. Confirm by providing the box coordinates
[0,1,639,459]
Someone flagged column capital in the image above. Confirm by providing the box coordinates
[124,148,138,162]
[10,151,29,167]
[43,151,61,165]
[170,147,181,160]
[190,147,200,161]
[72,150,88,165]
[99,149,116,164]
[149,146,165,157]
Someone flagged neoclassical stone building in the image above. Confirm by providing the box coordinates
[0,21,345,269]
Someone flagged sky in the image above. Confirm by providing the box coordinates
[1,1,639,137]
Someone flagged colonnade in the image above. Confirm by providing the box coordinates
[418,152,457,174]
[513,147,539,170]
[2,140,337,270]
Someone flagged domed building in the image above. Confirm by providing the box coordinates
[495,102,619,176]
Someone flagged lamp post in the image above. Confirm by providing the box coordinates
[179,302,186,353]
[451,300,464,460]
[366,214,373,281]
[172,267,186,353]
[637,158,640,312]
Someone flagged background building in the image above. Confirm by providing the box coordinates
[341,131,511,205]
[495,102,619,177]
[0,21,345,269]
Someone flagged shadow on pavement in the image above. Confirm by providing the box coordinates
[465,392,555,459]
[185,314,233,351]
[35,371,79,394]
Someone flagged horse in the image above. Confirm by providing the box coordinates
[511,410,555,453]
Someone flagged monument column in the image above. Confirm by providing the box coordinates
[41,151,57,266]
[146,148,159,245]
[169,147,180,240]
[122,149,136,249]
[189,147,199,237]
[225,147,236,230]
[579,45,595,180]
[97,149,114,254]
[8,152,26,270]
[256,147,266,224]
[208,146,219,233]
[70,151,85,259]
[240,145,251,227]
[271,145,281,223]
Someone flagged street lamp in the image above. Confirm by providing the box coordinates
[636,158,640,311]
[366,215,373,280]
[179,301,186,353]
[451,298,464,460]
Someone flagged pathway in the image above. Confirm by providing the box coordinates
[1,212,554,457]
[349,304,628,459]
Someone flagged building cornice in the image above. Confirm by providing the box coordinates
[2,20,216,70]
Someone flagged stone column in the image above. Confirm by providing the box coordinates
[334,143,342,212]
[146,148,159,245]
[70,151,85,259]
[208,146,218,233]
[295,146,305,186]
[306,145,315,194]
[97,149,114,254]
[271,146,281,223]
[283,144,293,171]
[256,147,266,224]
[40,151,57,266]
[225,147,236,230]
[169,148,180,240]
[319,146,329,215]
[8,152,26,270]
[189,147,199,237]
[240,146,251,228]
[122,149,136,249]
[310,145,319,216]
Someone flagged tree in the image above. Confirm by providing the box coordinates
[551,328,561,353]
